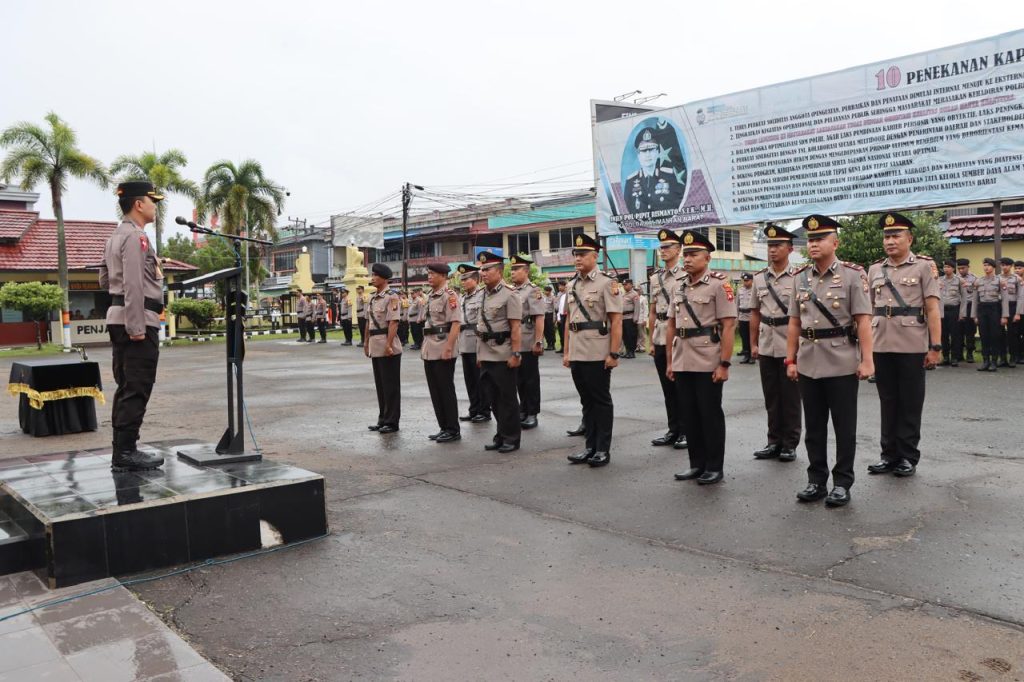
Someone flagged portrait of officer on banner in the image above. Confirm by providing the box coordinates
[621,117,688,214]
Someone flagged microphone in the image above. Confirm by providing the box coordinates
[175,216,199,229]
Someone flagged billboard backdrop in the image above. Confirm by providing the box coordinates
[594,29,1024,235]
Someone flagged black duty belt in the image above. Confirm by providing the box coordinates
[477,330,510,342]
[568,321,607,333]
[423,323,452,336]
[977,300,1001,306]
[676,327,720,341]
[873,306,923,318]
[369,328,389,336]
[738,308,752,313]
[762,316,790,327]
[943,304,960,309]
[656,312,668,321]
[800,326,851,340]
[110,295,163,314]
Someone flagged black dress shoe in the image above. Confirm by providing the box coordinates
[435,431,461,443]
[987,362,998,372]
[567,449,595,464]
[566,424,586,437]
[428,432,442,440]
[867,375,876,383]
[997,358,1010,367]
[696,471,723,485]
[977,361,989,371]
[939,358,950,366]
[673,468,703,481]
[651,432,679,447]
[950,360,959,367]
[893,459,916,477]
[796,483,828,501]
[521,415,538,429]
[825,486,851,507]
[673,437,688,450]
[588,451,611,467]
[367,424,382,431]
[966,352,975,363]
[484,441,503,451]
[497,442,519,453]
[867,459,896,474]
[378,425,399,434]
[777,448,797,462]
[459,415,474,422]
[753,443,780,459]
[470,414,491,423]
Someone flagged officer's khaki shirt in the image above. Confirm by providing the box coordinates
[542,293,555,314]
[408,298,422,324]
[867,252,940,353]
[960,273,978,313]
[476,281,522,362]
[99,219,163,336]
[338,296,351,320]
[356,294,368,319]
[565,268,623,362]
[296,296,308,320]
[669,271,736,372]
[649,264,682,346]
[514,281,546,352]
[939,275,962,307]
[753,266,797,358]
[313,299,326,321]
[1000,273,1021,304]
[459,288,485,354]
[788,259,871,379]
[365,290,402,357]
[421,287,462,361]
[970,274,1010,317]
[737,284,754,322]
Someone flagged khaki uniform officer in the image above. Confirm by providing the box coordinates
[865,213,941,479]
[408,291,424,350]
[457,265,491,423]
[420,263,462,443]
[313,294,328,343]
[564,233,623,468]
[620,280,642,359]
[749,224,801,463]
[364,263,402,433]
[956,259,978,362]
[542,286,557,350]
[997,256,1021,368]
[736,274,754,363]
[666,230,736,485]
[938,260,962,365]
[476,251,523,453]
[295,293,309,342]
[355,286,369,343]
[648,228,688,449]
[786,214,873,507]
[337,287,353,345]
[99,181,167,472]
[510,254,545,430]
[1015,260,1024,363]
[967,257,1009,372]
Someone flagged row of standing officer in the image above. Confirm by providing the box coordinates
[939,256,1023,371]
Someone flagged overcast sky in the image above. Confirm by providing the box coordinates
[2,0,1016,243]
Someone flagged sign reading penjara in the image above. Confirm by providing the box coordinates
[593,29,1024,235]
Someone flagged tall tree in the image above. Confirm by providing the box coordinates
[110,148,199,253]
[0,112,109,347]
[836,210,950,267]
[200,159,286,241]
[162,233,197,263]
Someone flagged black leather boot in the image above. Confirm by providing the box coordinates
[111,431,164,472]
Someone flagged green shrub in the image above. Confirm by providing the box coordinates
[169,298,220,330]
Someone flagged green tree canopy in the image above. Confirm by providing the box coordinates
[110,148,199,254]
[200,159,286,241]
[0,281,64,348]
[162,234,196,263]
[0,112,109,347]
[836,211,950,267]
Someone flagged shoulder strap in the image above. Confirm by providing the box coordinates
[801,269,842,328]
[479,289,495,334]
[679,284,703,332]
[570,279,593,322]
[368,295,384,330]
[763,273,787,313]
[881,263,910,308]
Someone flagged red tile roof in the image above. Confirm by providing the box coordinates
[946,212,1024,241]
[0,210,37,241]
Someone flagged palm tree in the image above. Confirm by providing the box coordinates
[200,159,286,242]
[0,112,109,348]
[110,149,199,253]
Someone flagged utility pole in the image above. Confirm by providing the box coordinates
[401,183,424,292]
[993,200,1003,261]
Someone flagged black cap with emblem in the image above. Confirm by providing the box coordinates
[476,251,505,270]
[426,262,450,275]
[634,127,658,150]
[509,254,533,268]
[681,229,716,253]
[802,214,840,238]
[879,212,915,234]
[457,263,480,279]
[371,262,393,279]
[658,228,682,245]
[571,233,601,254]
[116,181,164,202]
[763,223,796,243]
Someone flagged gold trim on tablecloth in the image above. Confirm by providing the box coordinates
[6,382,106,410]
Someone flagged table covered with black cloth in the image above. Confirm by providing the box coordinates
[7,358,104,436]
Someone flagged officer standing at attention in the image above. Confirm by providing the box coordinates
[956,259,978,363]
[564,233,623,468]
[736,273,754,363]
[865,213,941,479]
[997,257,1021,368]
[542,285,557,351]
[456,264,491,423]
[295,293,309,342]
[475,251,523,453]
[620,279,641,358]
[313,293,328,343]
[1016,260,1024,364]
[337,286,353,346]
[966,257,1009,372]
[938,260,962,366]
[421,263,462,443]
[408,289,425,350]
[398,291,411,347]
[99,181,167,472]
[749,224,801,463]
[648,228,688,450]
[355,285,368,343]
[666,230,736,485]
[510,255,545,430]
[786,215,873,507]
[364,264,402,433]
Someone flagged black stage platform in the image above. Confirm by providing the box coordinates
[0,439,327,587]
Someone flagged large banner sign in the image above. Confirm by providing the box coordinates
[594,30,1024,235]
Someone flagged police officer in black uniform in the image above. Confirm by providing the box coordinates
[625,128,685,213]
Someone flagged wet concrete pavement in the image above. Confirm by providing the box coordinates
[2,336,1023,679]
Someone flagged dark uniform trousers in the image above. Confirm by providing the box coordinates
[340,319,353,343]
[316,318,327,342]
[570,361,614,452]
[461,353,490,417]
[424,359,459,434]
[941,305,962,360]
[556,315,566,351]
[757,356,801,450]
[622,319,638,354]
[411,321,424,347]
[737,320,751,357]
[371,355,401,427]
[674,372,725,472]
[480,361,520,445]
[357,317,368,343]
[544,313,556,348]
[873,352,926,466]
[517,352,541,417]
[109,325,160,444]
[960,303,976,359]
[976,302,1001,360]
[653,345,684,436]
[398,320,410,346]
[1000,301,1019,361]
[798,374,857,489]
[298,318,308,341]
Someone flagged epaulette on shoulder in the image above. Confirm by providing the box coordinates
[792,264,811,274]
[869,257,885,266]
[918,254,934,260]
[844,261,866,270]
[709,271,726,279]
[756,266,768,274]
